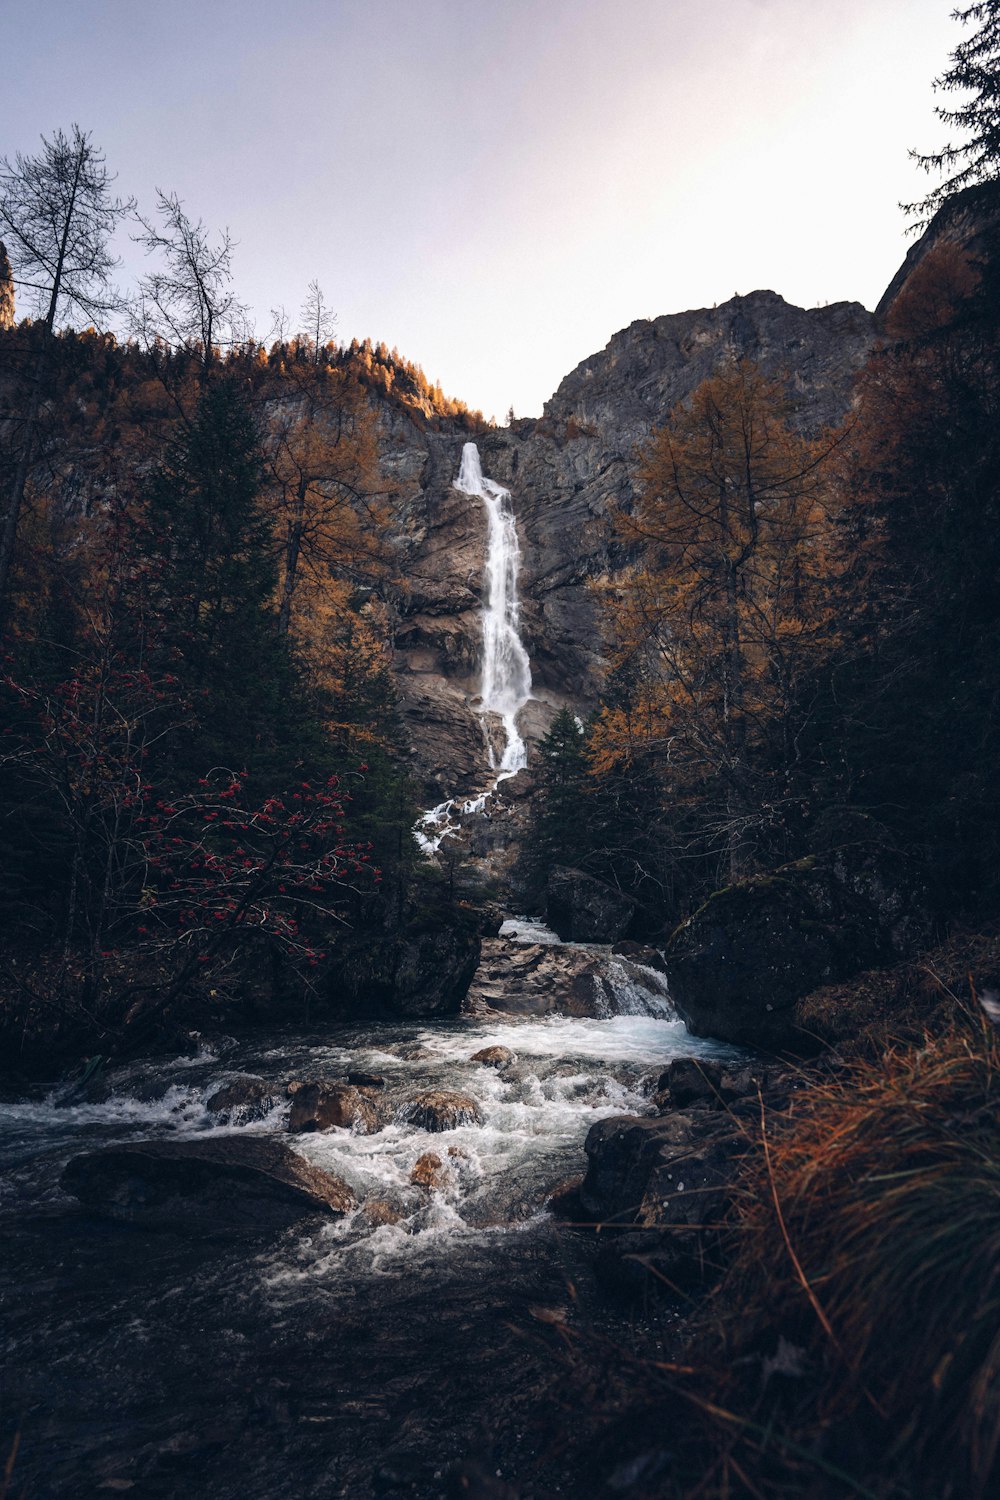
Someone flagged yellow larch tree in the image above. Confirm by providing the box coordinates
[594,359,843,880]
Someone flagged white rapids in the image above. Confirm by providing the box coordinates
[415,442,533,853]
[0,928,744,1281]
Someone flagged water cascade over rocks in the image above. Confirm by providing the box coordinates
[416,443,533,853]
[1,909,743,1495]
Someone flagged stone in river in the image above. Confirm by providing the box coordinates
[469,1045,515,1068]
[205,1075,278,1124]
[287,1082,382,1134]
[399,1089,484,1132]
[61,1136,356,1236]
[410,1151,448,1189]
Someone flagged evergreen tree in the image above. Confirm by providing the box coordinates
[908,2,1000,220]
[139,379,312,782]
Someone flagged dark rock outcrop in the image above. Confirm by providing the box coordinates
[205,1075,278,1125]
[546,866,637,943]
[327,903,482,1017]
[61,1136,356,1235]
[876,181,1000,327]
[667,845,929,1049]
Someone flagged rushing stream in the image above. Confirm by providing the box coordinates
[0,922,740,1497]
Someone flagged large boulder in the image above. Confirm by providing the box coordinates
[328,904,482,1018]
[287,1082,382,1135]
[667,845,929,1049]
[546,866,637,943]
[61,1136,356,1235]
[581,1111,743,1292]
[398,1089,484,1132]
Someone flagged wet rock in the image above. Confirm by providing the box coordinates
[410,1151,448,1189]
[287,1082,382,1135]
[581,1111,742,1289]
[470,1045,515,1068]
[61,1136,355,1235]
[205,1075,278,1125]
[399,1089,484,1132]
[667,846,930,1049]
[467,938,608,1017]
[654,1058,722,1111]
[362,1198,403,1227]
[347,1070,386,1089]
[546,866,637,944]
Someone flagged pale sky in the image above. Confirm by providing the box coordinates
[2,0,960,419]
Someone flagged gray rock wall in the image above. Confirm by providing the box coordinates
[381,291,875,797]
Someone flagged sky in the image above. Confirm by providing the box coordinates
[1,0,962,420]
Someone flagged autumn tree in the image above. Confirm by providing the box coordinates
[595,360,840,882]
[0,125,132,615]
[261,360,383,638]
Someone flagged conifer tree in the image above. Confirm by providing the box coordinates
[907,2,1000,220]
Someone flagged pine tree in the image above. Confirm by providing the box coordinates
[907,2,1000,220]
[138,380,309,782]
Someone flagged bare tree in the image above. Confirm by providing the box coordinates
[299,279,337,362]
[133,190,250,374]
[0,124,132,615]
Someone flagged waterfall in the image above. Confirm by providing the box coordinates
[414,443,533,854]
[455,442,533,777]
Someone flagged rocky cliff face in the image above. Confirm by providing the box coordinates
[381,291,875,800]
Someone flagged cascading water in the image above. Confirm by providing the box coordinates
[415,442,533,852]
[456,442,533,778]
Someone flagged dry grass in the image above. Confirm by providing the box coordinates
[536,980,1000,1498]
[716,1000,1000,1497]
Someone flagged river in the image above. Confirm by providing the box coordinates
[0,921,739,1497]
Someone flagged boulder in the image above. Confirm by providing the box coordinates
[581,1111,742,1290]
[667,846,930,1049]
[328,904,481,1018]
[61,1136,355,1235]
[546,866,637,943]
[470,1045,515,1068]
[205,1075,278,1125]
[410,1151,448,1189]
[399,1089,484,1132]
[466,938,623,1017]
[654,1058,722,1111]
[287,1083,382,1135]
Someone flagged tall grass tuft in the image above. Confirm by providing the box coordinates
[723,1005,1000,1496]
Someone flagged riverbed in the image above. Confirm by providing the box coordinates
[0,930,740,1497]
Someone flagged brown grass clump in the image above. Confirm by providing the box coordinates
[719,1006,1000,1497]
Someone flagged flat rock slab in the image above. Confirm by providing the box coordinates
[61,1136,356,1236]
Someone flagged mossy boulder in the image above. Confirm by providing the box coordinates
[667,844,929,1049]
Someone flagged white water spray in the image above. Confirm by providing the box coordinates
[455,442,533,777]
